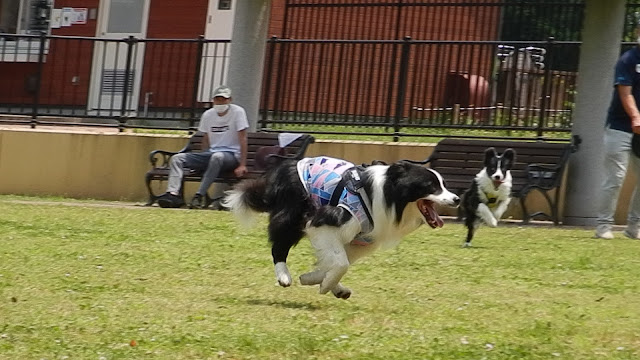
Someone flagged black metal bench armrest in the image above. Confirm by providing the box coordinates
[149,150,179,168]
[525,163,563,191]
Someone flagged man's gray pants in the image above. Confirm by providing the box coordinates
[596,127,640,229]
[167,151,238,196]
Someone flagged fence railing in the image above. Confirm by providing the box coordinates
[260,37,581,141]
[0,33,582,140]
[0,33,230,131]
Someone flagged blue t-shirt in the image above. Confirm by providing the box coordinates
[607,46,640,133]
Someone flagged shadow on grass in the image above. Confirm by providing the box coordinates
[246,298,324,311]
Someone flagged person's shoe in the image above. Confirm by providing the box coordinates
[157,193,185,208]
[189,193,207,209]
[594,225,614,240]
[623,225,640,239]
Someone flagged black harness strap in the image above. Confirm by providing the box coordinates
[328,166,374,228]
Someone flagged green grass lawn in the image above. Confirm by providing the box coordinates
[0,196,639,359]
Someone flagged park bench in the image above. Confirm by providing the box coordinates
[144,132,315,207]
[412,136,580,224]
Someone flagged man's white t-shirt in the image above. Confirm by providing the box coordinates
[197,104,249,159]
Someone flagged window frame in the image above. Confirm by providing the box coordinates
[0,0,53,62]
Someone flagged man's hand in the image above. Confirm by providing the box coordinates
[234,164,248,177]
[632,117,640,134]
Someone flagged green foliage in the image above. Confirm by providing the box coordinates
[1,196,639,359]
[267,124,572,142]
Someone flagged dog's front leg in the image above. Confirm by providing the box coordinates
[306,226,351,295]
[299,272,351,299]
[299,270,325,285]
[476,203,498,227]
[492,198,511,221]
[318,249,349,295]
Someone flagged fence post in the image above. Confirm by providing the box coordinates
[537,37,554,139]
[260,36,278,130]
[393,36,412,142]
[119,35,136,132]
[31,31,47,129]
[190,35,205,131]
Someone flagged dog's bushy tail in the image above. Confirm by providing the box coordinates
[222,178,269,228]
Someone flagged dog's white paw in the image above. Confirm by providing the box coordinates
[332,284,352,300]
[487,218,498,227]
[462,241,472,248]
[274,262,292,287]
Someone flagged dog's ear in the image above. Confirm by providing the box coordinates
[483,147,497,167]
[502,148,516,169]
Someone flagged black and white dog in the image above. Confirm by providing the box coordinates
[222,156,460,299]
[461,147,516,247]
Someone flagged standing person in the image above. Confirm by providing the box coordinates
[594,32,640,239]
[157,85,249,209]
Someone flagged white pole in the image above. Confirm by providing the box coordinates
[227,0,272,131]
[564,0,626,225]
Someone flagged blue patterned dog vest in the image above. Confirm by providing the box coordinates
[297,157,374,237]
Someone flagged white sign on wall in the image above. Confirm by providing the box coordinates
[72,8,88,25]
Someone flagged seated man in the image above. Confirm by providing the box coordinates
[157,85,248,209]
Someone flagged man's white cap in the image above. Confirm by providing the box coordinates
[212,85,232,99]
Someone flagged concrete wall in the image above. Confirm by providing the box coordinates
[0,127,630,223]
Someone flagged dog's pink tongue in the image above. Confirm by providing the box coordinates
[493,180,503,189]
[426,204,444,228]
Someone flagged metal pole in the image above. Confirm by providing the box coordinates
[261,36,278,130]
[537,37,554,139]
[393,36,412,142]
[119,35,136,132]
[190,35,205,131]
[31,31,47,129]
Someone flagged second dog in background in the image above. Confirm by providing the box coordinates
[461,147,516,247]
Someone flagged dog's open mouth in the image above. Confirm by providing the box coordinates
[492,180,503,189]
[417,199,444,229]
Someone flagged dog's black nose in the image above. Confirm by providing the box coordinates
[453,196,461,207]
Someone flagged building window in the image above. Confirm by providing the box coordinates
[0,0,52,35]
[218,0,231,11]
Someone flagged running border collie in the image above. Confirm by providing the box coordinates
[461,147,516,247]
[222,156,460,299]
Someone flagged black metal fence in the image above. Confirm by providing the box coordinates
[0,32,618,141]
[0,33,230,131]
[261,37,580,140]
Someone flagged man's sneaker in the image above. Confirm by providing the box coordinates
[189,193,208,209]
[594,225,614,239]
[623,226,640,240]
[157,193,185,208]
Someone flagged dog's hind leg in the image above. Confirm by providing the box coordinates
[269,211,305,287]
[464,221,481,247]
[463,209,481,247]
